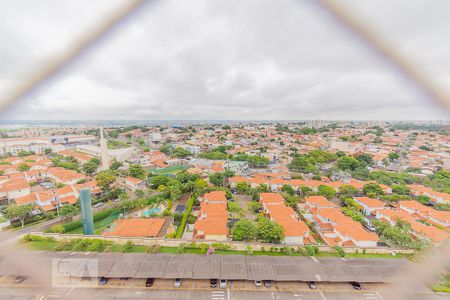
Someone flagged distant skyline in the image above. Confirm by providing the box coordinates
[1,0,450,120]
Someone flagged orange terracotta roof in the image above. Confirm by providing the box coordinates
[104,218,166,237]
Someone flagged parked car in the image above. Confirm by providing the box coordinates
[93,202,104,208]
[210,279,218,288]
[254,280,263,287]
[14,276,26,283]
[99,277,108,285]
[307,281,317,289]
[263,280,272,288]
[351,282,362,290]
[174,278,182,288]
[120,277,128,281]
[145,278,154,287]
[219,279,227,289]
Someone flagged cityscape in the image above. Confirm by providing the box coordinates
[1,0,450,299]
[0,120,449,299]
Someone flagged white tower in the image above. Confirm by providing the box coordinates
[99,127,110,171]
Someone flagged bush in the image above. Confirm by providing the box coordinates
[305,245,318,256]
[186,214,196,224]
[22,234,55,243]
[50,224,65,234]
[121,241,134,253]
[175,194,195,238]
[333,246,345,257]
[63,220,83,232]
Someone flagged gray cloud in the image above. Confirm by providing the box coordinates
[1,0,449,121]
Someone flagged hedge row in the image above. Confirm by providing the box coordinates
[175,194,195,238]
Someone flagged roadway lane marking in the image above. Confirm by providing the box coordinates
[64,287,75,297]
[311,256,319,263]
[318,290,327,300]
[375,291,385,300]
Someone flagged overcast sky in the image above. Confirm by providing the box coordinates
[1,0,450,121]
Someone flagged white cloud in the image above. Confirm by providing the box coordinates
[1,0,449,120]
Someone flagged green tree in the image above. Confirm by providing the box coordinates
[172,147,192,158]
[17,163,31,172]
[236,182,251,194]
[281,184,295,196]
[363,183,384,197]
[288,157,317,173]
[318,185,336,199]
[129,164,146,179]
[247,201,261,213]
[392,185,410,195]
[82,158,100,175]
[5,204,34,227]
[95,170,117,191]
[44,148,52,155]
[227,202,244,219]
[338,184,359,196]
[354,153,374,167]
[209,172,226,186]
[110,161,123,170]
[388,152,400,161]
[232,219,257,241]
[149,175,170,189]
[257,184,270,193]
[257,218,284,243]
[159,144,173,155]
[417,195,430,204]
[336,156,360,171]
[335,151,346,157]
[59,204,78,216]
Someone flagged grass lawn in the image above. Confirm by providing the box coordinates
[432,285,450,293]
[23,240,408,260]
[66,212,121,234]
[152,165,188,175]
[27,241,58,251]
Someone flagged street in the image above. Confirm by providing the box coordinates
[0,285,449,300]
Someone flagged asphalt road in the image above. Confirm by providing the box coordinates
[0,286,448,300]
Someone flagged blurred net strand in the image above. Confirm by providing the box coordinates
[0,1,449,299]
[0,0,146,114]
[314,0,450,112]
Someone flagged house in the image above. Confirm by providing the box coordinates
[410,222,449,245]
[309,207,379,247]
[15,191,56,211]
[193,191,229,241]
[259,193,311,245]
[103,218,170,237]
[203,191,227,204]
[305,196,337,209]
[354,197,385,216]
[124,177,146,191]
[398,200,450,228]
[0,178,31,203]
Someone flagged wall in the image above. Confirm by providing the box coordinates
[29,231,415,255]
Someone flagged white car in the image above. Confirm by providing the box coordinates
[254,280,263,287]
[219,279,227,289]
[174,278,182,288]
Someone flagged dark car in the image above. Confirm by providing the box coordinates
[99,277,108,286]
[307,281,317,289]
[145,278,154,287]
[351,282,363,290]
[14,276,26,283]
[210,279,218,288]
[263,280,272,288]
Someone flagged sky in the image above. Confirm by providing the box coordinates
[0,0,450,121]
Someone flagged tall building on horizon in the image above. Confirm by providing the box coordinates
[99,126,110,171]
